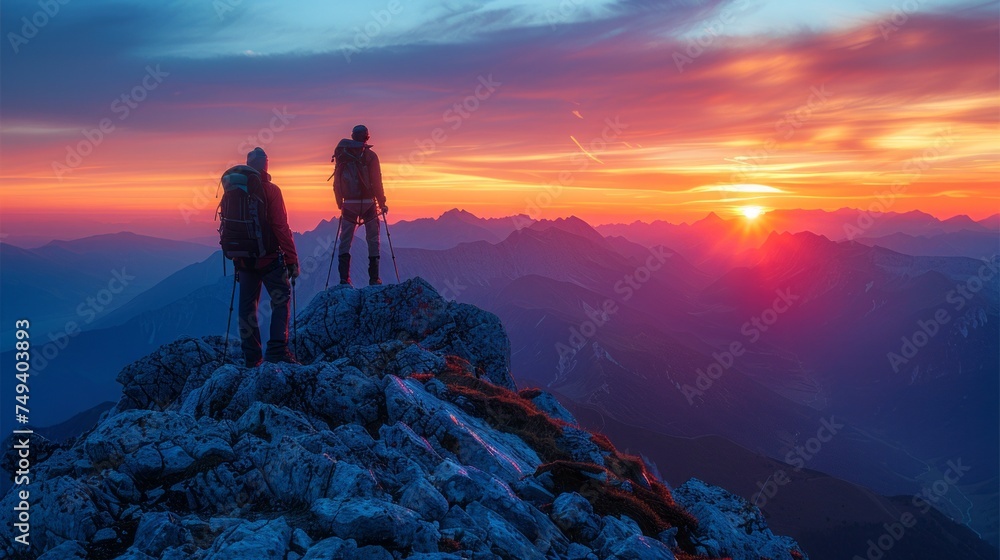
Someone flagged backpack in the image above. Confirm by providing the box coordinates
[336,147,371,199]
[217,165,273,259]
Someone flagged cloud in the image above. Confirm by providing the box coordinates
[0,0,996,230]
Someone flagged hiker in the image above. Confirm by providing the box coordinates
[331,124,387,286]
[220,147,300,367]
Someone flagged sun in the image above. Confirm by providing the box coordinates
[741,206,764,220]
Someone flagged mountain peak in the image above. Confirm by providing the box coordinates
[691,212,729,229]
[1,279,808,559]
[527,216,605,243]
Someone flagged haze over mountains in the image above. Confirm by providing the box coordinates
[1,207,996,558]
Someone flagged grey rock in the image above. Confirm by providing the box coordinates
[311,497,438,550]
[400,476,451,521]
[593,515,644,558]
[294,278,515,389]
[202,517,292,560]
[658,527,678,548]
[115,336,223,413]
[83,410,233,483]
[0,280,809,560]
[567,542,599,560]
[551,492,601,543]
[134,511,190,556]
[111,550,156,560]
[528,390,577,424]
[608,535,676,559]
[291,527,313,553]
[38,540,87,559]
[387,377,540,482]
[93,527,117,544]
[0,475,103,553]
[557,427,606,466]
[466,501,545,560]
[675,478,805,560]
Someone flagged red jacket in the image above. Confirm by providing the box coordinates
[237,177,298,270]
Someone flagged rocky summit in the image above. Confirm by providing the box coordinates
[1,278,809,560]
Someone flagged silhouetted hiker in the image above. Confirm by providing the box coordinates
[220,147,300,367]
[332,124,387,286]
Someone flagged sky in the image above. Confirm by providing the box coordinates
[1,0,997,241]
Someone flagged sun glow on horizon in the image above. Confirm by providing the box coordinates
[741,206,765,220]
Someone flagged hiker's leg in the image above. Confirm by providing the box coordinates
[262,266,292,361]
[338,208,358,255]
[364,203,381,257]
[237,268,264,366]
[362,202,382,284]
[338,208,359,284]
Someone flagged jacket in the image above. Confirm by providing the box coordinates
[332,139,386,209]
[236,174,299,271]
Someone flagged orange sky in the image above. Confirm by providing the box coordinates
[1,6,997,241]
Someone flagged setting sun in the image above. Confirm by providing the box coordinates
[741,206,764,220]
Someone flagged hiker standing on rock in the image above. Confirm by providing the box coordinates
[220,147,300,367]
[331,124,387,286]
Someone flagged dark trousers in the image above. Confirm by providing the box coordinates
[237,264,291,364]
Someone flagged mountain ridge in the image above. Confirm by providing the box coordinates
[1,279,810,559]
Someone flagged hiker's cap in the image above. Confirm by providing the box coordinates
[351,125,370,142]
[247,147,267,174]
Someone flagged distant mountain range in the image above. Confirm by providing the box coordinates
[2,207,996,557]
[0,233,217,348]
[596,208,998,272]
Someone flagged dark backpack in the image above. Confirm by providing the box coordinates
[336,147,371,199]
[217,165,273,259]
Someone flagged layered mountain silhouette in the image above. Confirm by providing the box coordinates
[2,280,810,559]
[0,233,216,348]
[2,209,996,558]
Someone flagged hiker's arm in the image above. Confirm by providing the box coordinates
[369,152,386,207]
[269,185,299,266]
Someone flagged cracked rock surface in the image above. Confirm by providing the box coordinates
[1,278,808,560]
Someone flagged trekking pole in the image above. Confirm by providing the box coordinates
[324,215,343,289]
[379,204,401,283]
[221,271,238,367]
[291,277,298,357]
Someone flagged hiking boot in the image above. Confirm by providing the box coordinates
[245,357,263,368]
[368,256,381,286]
[338,253,352,285]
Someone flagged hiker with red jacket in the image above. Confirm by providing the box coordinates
[332,124,387,286]
[235,147,299,366]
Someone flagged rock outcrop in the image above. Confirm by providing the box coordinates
[2,278,808,559]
